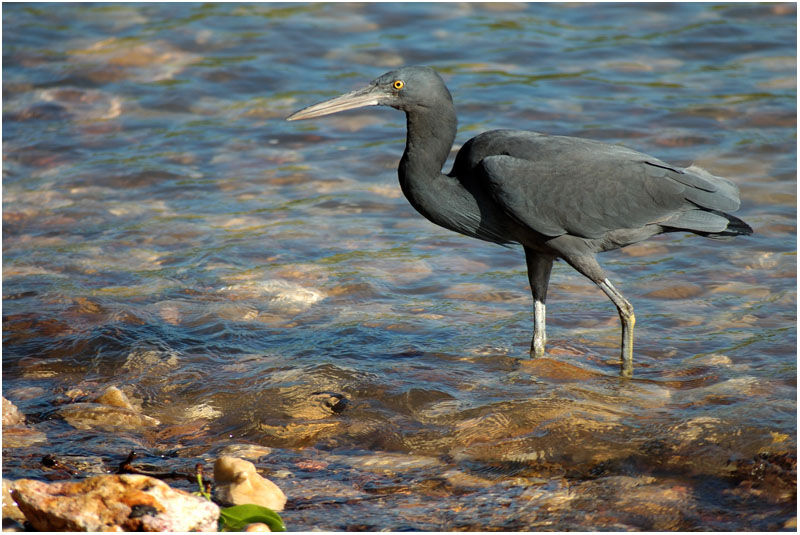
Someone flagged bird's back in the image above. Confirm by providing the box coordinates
[450,129,751,245]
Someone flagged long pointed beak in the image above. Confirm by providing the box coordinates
[286,85,383,121]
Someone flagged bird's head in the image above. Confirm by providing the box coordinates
[286,66,452,121]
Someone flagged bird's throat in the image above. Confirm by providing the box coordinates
[397,104,474,234]
[398,106,457,193]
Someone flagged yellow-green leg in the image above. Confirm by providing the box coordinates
[598,278,635,377]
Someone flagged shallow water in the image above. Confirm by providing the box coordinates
[2,2,796,531]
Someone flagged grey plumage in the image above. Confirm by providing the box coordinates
[287,66,753,377]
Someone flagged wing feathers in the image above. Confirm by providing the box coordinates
[479,146,744,239]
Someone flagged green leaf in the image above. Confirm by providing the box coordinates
[219,504,287,532]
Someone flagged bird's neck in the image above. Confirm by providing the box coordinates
[396,103,495,242]
[398,105,457,189]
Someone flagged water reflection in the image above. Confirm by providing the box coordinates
[3,2,796,531]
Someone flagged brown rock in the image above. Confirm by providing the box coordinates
[10,474,219,531]
[213,457,286,511]
[2,479,25,522]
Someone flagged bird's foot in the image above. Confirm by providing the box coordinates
[530,340,546,359]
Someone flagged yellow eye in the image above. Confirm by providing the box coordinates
[393,80,404,90]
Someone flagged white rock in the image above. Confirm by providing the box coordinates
[213,456,286,511]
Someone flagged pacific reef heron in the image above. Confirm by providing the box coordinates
[287,66,752,377]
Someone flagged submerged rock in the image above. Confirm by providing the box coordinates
[57,404,159,431]
[67,37,197,83]
[519,358,602,382]
[213,456,287,511]
[122,348,180,375]
[10,474,219,531]
[218,279,324,314]
[55,384,159,431]
[257,420,342,446]
[2,397,46,448]
[217,444,274,461]
[1,426,48,449]
[94,386,138,411]
[2,397,25,426]
[729,451,796,503]
[326,452,443,474]
[282,391,348,420]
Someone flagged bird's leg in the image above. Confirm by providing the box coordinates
[524,249,554,358]
[546,246,636,377]
[597,278,635,377]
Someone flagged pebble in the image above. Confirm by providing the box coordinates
[245,522,272,532]
[213,456,287,511]
[10,474,219,531]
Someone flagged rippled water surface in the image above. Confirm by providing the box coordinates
[3,2,796,531]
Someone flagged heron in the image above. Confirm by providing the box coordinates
[287,66,752,377]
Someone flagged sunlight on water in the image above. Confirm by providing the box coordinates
[3,3,796,531]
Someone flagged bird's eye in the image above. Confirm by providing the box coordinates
[393,80,405,90]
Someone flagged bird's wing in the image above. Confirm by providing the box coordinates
[478,144,740,240]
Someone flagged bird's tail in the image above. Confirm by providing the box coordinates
[662,209,753,239]
[700,211,754,239]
